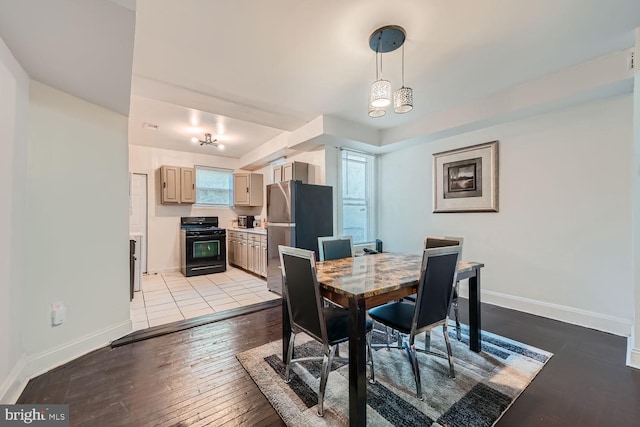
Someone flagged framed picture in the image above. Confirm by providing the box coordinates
[433,141,498,213]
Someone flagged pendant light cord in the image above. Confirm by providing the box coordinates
[375,35,382,80]
[379,36,383,78]
[401,44,405,88]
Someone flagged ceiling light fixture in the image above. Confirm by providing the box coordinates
[194,133,224,149]
[368,25,413,117]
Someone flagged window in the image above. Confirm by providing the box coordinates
[195,166,233,205]
[340,149,376,244]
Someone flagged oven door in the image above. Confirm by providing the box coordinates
[184,232,227,276]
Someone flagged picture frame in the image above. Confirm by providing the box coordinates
[433,141,499,213]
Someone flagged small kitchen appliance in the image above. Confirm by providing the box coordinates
[237,215,255,228]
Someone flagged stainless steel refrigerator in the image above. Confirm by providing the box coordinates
[266,181,333,294]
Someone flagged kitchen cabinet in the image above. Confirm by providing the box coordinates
[247,234,266,277]
[233,173,263,206]
[260,236,267,277]
[180,167,196,203]
[228,230,267,278]
[272,161,309,183]
[228,231,248,270]
[160,165,195,204]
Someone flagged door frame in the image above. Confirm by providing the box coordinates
[130,172,148,274]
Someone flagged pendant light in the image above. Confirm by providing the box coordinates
[367,25,412,117]
[368,95,386,117]
[369,47,391,108]
[393,44,413,113]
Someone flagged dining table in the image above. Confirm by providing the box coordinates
[281,252,485,427]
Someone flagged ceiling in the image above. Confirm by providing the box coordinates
[1,0,639,158]
[0,0,135,116]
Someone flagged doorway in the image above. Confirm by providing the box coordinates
[129,173,148,274]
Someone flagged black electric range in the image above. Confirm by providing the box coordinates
[180,217,227,277]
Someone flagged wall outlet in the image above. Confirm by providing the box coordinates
[51,301,67,326]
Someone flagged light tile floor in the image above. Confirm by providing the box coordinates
[130,267,280,331]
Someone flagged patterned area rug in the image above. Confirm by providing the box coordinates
[237,325,552,427]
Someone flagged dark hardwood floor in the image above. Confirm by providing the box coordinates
[18,301,640,426]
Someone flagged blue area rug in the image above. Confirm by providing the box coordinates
[237,326,552,426]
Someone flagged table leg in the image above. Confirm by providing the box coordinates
[348,297,367,427]
[282,297,291,360]
[468,268,482,353]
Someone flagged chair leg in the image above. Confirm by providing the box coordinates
[442,323,456,378]
[284,333,296,383]
[453,297,462,341]
[317,345,337,417]
[366,332,375,384]
[424,330,431,352]
[405,341,422,400]
[385,326,391,351]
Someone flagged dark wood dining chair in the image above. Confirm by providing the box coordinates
[279,245,375,417]
[368,245,461,400]
[317,236,354,261]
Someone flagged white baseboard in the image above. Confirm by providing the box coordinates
[0,356,27,404]
[627,348,640,369]
[148,266,180,275]
[458,283,632,337]
[0,320,132,403]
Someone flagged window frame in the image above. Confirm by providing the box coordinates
[337,149,377,245]
[193,165,233,207]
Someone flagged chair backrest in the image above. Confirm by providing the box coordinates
[318,236,354,261]
[278,245,327,344]
[424,235,463,250]
[412,246,462,334]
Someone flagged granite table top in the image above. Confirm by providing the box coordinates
[315,252,483,301]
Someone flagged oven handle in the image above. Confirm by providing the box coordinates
[191,265,221,271]
[186,234,225,239]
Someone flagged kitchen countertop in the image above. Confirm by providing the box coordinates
[229,228,267,235]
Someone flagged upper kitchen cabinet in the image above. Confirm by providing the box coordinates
[272,161,309,183]
[160,165,195,204]
[180,167,196,203]
[233,172,263,206]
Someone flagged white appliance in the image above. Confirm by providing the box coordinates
[130,232,143,292]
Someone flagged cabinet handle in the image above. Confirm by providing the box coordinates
[163,182,166,188]
[192,184,195,189]
[246,187,249,193]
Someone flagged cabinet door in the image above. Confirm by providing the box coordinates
[180,167,196,203]
[272,165,282,183]
[261,243,267,277]
[228,238,235,266]
[247,242,255,273]
[234,239,242,267]
[234,174,250,205]
[282,163,293,181]
[161,166,180,203]
[241,240,249,269]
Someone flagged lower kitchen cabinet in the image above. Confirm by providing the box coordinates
[228,230,266,278]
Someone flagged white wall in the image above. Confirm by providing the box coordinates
[379,95,634,335]
[22,82,131,373]
[129,145,262,273]
[0,36,28,403]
